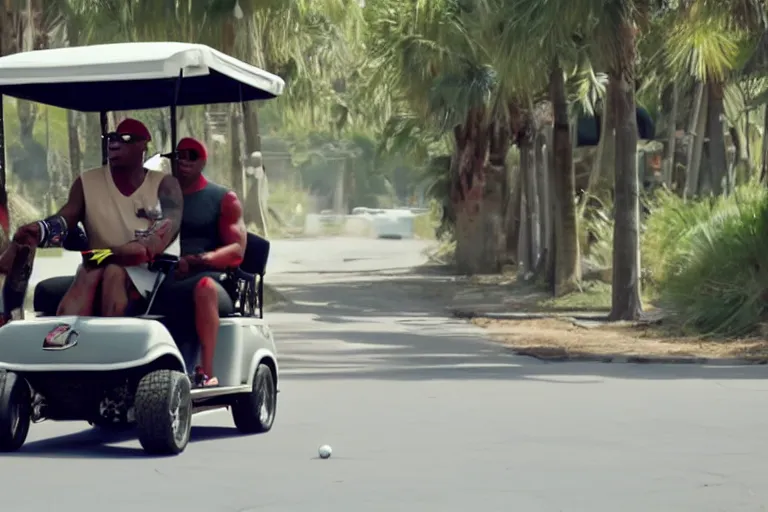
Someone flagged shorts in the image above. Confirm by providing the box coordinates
[125,264,166,299]
[74,263,165,300]
[152,271,235,318]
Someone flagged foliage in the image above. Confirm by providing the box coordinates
[644,185,768,337]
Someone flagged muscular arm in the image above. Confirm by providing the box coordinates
[12,177,85,247]
[57,177,86,229]
[190,191,247,271]
[114,175,183,266]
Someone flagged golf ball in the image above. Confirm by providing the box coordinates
[318,444,332,459]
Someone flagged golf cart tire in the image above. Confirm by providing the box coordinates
[0,370,31,452]
[232,363,276,434]
[134,369,192,455]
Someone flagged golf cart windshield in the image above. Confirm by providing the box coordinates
[0,42,284,111]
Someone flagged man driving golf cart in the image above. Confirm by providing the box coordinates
[0,118,183,321]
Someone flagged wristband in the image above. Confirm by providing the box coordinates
[38,215,69,248]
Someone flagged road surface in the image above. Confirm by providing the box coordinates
[5,237,768,512]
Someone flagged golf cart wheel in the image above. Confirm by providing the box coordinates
[0,370,31,452]
[134,369,191,455]
[231,363,276,434]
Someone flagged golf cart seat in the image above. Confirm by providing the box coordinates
[32,231,270,319]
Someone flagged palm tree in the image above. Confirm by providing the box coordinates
[487,0,586,295]
[367,0,525,274]
[543,0,652,320]
[664,1,759,195]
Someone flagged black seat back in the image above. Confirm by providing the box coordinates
[240,232,270,276]
[231,233,270,318]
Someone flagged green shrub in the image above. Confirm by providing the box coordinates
[645,185,768,337]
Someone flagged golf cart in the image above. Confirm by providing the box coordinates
[0,42,285,455]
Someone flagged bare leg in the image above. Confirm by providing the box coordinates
[57,266,105,316]
[100,264,132,317]
[193,277,219,386]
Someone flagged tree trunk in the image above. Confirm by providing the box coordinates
[505,169,522,262]
[549,61,581,296]
[516,173,531,275]
[203,105,212,149]
[230,104,245,197]
[705,79,728,195]
[488,119,512,265]
[729,125,750,186]
[662,81,679,187]
[762,104,768,184]
[242,101,261,155]
[519,117,540,271]
[683,81,706,198]
[452,109,505,274]
[688,86,709,197]
[66,110,81,185]
[609,22,642,321]
[84,114,103,169]
[582,87,616,213]
[542,125,556,289]
[535,131,551,280]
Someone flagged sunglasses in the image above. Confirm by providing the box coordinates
[162,149,201,162]
[104,132,146,144]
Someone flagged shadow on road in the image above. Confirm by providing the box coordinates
[4,425,252,460]
[272,270,768,383]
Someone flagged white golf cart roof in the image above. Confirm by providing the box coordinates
[0,42,285,112]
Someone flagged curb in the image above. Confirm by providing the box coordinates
[508,347,768,366]
[451,309,609,322]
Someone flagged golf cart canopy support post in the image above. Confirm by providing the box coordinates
[0,98,6,236]
[100,112,108,166]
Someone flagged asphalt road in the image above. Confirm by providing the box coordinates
[5,237,768,512]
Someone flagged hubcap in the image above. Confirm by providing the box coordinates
[169,384,190,445]
[257,372,274,425]
[9,400,19,435]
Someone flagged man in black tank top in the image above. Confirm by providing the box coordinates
[154,138,247,387]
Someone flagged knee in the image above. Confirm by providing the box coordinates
[193,277,219,305]
[102,264,126,286]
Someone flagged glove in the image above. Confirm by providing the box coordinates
[81,249,115,269]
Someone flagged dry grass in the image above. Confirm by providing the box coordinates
[472,317,768,361]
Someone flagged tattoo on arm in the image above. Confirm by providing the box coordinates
[136,175,183,258]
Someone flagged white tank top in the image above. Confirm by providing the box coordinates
[80,166,180,256]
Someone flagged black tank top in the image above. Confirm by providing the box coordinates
[180,181,229,256]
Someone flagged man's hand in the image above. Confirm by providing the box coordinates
[12,222,41,247]
[0,222,42,275]
[174,254,205,279]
